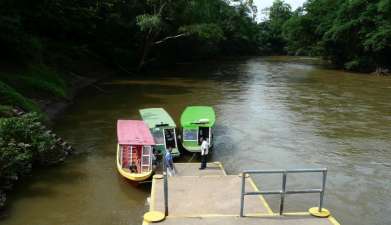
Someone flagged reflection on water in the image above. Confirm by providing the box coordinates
[1,57,390,225]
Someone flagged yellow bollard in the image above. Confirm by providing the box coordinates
[309,207,330,218]
[153,174,164,179]
[143,211,165,223]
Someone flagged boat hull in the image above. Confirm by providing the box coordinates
[116,145,153,182]
[116,163,153,182]
[182,142,213,153]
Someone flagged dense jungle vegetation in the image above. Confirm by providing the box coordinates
[0,0,260,208]
[261,0,391,72]
[0,0,390,209]
[0,0,261,112]
[0,1,390,110]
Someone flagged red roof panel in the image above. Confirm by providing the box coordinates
[117,120,155,145]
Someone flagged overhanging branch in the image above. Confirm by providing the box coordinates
[154,33,188,45]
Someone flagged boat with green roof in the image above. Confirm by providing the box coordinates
[139,108,180,157]
[180,106,216,153]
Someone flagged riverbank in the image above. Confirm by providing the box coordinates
[0,57,117,211]
[262,56,391,75]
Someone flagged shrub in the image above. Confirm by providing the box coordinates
[0,113,66,166]
[0,112,68,190]
[0,114,69,207]
[344,57,374,72]
[0,138,32,187]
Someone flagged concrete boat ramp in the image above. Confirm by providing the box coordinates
[142,162,340,225]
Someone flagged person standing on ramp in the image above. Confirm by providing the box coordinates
[199,138,209,170]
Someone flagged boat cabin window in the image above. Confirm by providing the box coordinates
[164,128,176,149]
[183,129,198,141]
[141,146,152,173]
[198,127,210,145]
[121,145,142,173]
[152,128,165,145]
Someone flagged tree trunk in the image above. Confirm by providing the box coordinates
[138,29,158,72]
[138,38,153,71]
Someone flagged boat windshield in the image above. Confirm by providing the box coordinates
[198,127,210,145]
[164,128,176,149]
[152,129,164,145]
[183,129,198,141]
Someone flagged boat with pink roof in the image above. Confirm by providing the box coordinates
[116,120,155,181]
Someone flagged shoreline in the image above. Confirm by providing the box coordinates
[0,64,115,211]
[41,75,101,121]
[41,60,117,121]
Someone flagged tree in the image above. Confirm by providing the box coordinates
[280,0,390,72]
[258,0,292,54]
[0,0,261,72]
[135,0,243,70]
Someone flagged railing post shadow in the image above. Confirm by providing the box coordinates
[240,172,246,217]
[280,172,287,215]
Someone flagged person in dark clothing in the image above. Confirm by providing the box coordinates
[129,162,137,173]
[164,148,175,176]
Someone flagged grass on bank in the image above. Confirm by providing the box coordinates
[18,65,67,98]
[0,81,41,113]
[0,65,68,99]
[0,64,68,114]
[0,105,16,117]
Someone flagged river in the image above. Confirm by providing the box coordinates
[1,57,390,225]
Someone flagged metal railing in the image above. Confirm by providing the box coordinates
[163,160,169,216]
[240,168,327,217]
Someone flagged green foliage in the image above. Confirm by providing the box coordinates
[136,14,162,32]
[269,0,292,22]
[282,9,319,55]
[0,138,32,183]
[278,0,391,71]
[0,105,14,117]
[1,0,387,72]
[179,24,224,41]
[364,24,391,52]
[0,113,66,165]
[0,14,43,61]
[258,0,293,54]
[0,81,41,112]
[0,64,67,114]
[1,0,261,70]
[343,55,374,71]
[0,113,67,188]
[18,65,68,98]
[132,0,261,67]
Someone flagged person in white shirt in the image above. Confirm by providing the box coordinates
[199,137,209,170]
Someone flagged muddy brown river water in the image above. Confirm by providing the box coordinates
[1,57,390,225]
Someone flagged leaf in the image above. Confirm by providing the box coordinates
[136,14,162,32]
[179,23,225,41]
